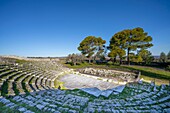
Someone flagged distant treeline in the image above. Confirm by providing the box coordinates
[27,57,60,59]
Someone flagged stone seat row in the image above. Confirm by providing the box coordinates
[13,88,170,113]
[0,85,170,113]
[0,97,35,113]
[0,63,61,96]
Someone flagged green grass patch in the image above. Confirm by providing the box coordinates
[14,59,27,64]
[65,89,96,101]
[12,82,19,95]
[63,62,92,69]
[54,79,66,89]
[1,81,8,97]
[63,60,170,80]
[122,65,170,80]
[140,75,169,85]
[21,82,30,95]
[0,102,20,113]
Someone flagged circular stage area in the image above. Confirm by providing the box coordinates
[59,74,120,90]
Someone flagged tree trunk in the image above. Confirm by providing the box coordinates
[88,57,91,63]
[93,56,96,64]
[114,57,116,63]
[119,57,122,65]
[127,48,130,65]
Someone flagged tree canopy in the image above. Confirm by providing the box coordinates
[77,36,106,63]
[160,52,167,63]
[109,31,127,64]
[167,51,170,61]
[137,49,154,64]
[109,27,153,65]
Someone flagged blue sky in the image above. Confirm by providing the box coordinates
[0,0,170,57]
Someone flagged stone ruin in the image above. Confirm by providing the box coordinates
[78,67,140,82]
[0,56,169,113]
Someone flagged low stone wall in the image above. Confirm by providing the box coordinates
[78,68,139,82]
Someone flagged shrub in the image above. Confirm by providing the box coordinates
[166,65,170,71]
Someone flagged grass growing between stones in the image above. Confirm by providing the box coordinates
[107,86,135,99]
[10,102,46,113]
[1,81,8,97]
[22,82,30,95]
[65,86,137,101]
[0,70,16,78]
[65,89,96,100]
[65,83,151,101]
[13,82,20,95]
[0,102,20,113]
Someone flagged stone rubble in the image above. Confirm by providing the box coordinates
[78,67,139,82]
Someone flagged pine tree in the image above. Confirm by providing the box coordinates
[159,52,167,63]
[167,51,170,61]
[126,27,153,65]
[109,27,153,65]
[78,36,106,63]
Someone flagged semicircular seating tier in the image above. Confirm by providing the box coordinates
[0,82,170,113]
[0,59,70,96]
